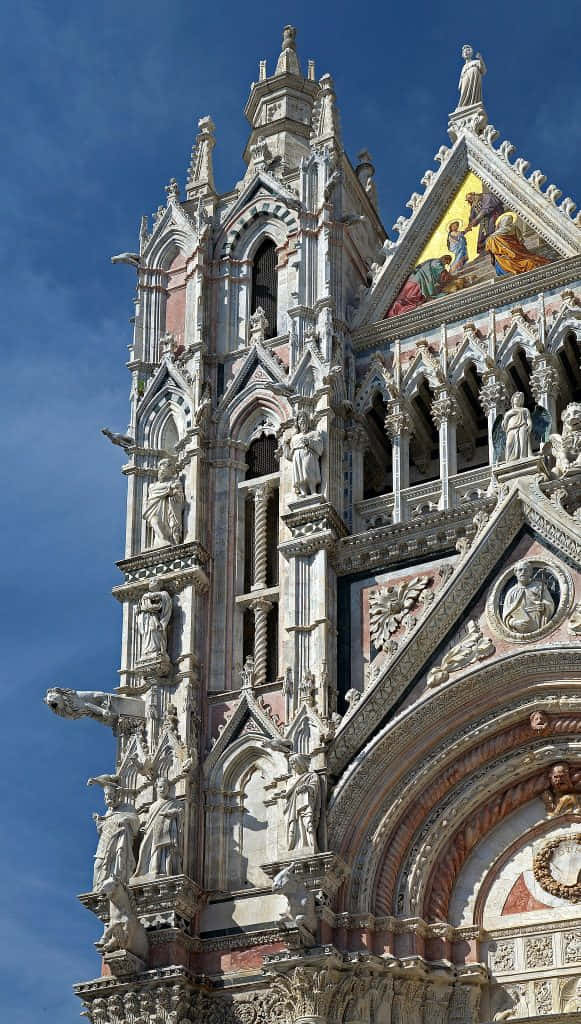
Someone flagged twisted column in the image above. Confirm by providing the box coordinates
[250,597,272,684]
[252,483,270,591]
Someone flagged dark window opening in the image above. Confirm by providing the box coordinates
[243,608,255,663]
[266,488,279,586]
[244,496,255,593]
[266,604,278,682]
[246,435,277,479]
[251,239,278,339]
[363,393,393,500]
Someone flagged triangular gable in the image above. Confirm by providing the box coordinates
[141,198,201,264]
[355,127,581,328]
[138,356,193,411]
[218,341,289,413]
[288,341,326,398]
[329,472,581,775]
[216,171,301,257]
[203,686,287,776]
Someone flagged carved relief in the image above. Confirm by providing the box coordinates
[427,619,495,687]
[486,558,572,642]
[534,833,581,901]
[534,979,552,1015]
[564,931,581,963]
[369,574,432,651]
[492,940,515,972]
[550,402,581,475]
[524,935,553,969]
[541,762,581,816]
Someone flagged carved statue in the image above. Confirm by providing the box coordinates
[550,402,581,475]
[542,762,581,817]
[427,619,494,687]
[44,687,144,726]
[457,44,486,109]
[133,778,183,879]
[502,393,532,462]
[137,582,172,661]
[143,458,184,548]
[272,862,317,945]
[97,876,148,961]
[92,781,140,890]
[501,561,555,635]
[284,753,323,853]
[284,411,324,497]
[249,306,269,344]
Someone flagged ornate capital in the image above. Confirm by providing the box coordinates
[431,391,461,429]
[531,356,560,401]
[267,963,341,1021]
[479,373,508,415]
[385,405,413,439]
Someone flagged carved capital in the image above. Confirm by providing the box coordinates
[479,373,509,415]
[385,403,413,439]
[431,391,461,429]
[531,357,560,401]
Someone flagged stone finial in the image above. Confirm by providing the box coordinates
[165,178,180,203]
[275,25,301,76]
[311,73,342,149]
[186,115,216,200]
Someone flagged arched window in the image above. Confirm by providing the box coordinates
[251,239,278,338]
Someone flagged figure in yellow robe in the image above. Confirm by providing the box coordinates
[485,213,549,276]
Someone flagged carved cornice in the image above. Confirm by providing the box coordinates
[114,541,210,599]
[352,259,581,350]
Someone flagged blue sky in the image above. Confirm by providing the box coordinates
[1,1,580,1019]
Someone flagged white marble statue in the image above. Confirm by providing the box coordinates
[137,582,172,660]
[284,411,324,497]
[502,561,555,635]
[272,862,317,946]
[249,306,269,344]
[92,781,140,891]
[97,876,148,961]
[133,778,183,879]
[550,402,581,475]
[457,44,486,109]
[284,753,322,853]
[143,458,185,548]
[502,393,532,462]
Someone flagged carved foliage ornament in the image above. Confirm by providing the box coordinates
[369,574,432,651]
[534,833,581,902]
[486,558,573,643]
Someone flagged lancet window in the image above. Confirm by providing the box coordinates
[251,239,278,338]
[238,432,280,684]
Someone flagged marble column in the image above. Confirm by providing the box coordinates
[250,596,273,685]
[432,389,461,511]
[479,370,509,467]
[385,402,412,524]
[251,482,271,591]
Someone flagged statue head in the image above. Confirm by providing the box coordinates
[104,783,120,809]
[549,762,573,792]
[157,777,170,799]
[530,710,549,732]
[296,410,311,434]
[158,458,176,482]
[511,392,525,409]
[290,753,309,776]
[514,560,533,585]
[562,402,581,436]
[462,44,473,60]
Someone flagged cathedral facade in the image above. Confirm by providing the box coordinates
[46,26,581,1023]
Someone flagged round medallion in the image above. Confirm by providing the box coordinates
[485,558,572,642]
[533,834,581,902]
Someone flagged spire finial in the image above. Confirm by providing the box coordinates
[275,24,301,76]
[186,115,216,200]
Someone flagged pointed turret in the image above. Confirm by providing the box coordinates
[310,73,342,154]
[186,115,216,200]
[243,25,320,174]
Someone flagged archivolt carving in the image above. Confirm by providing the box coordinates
[424,771,547,921]
[338,696,581,915]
